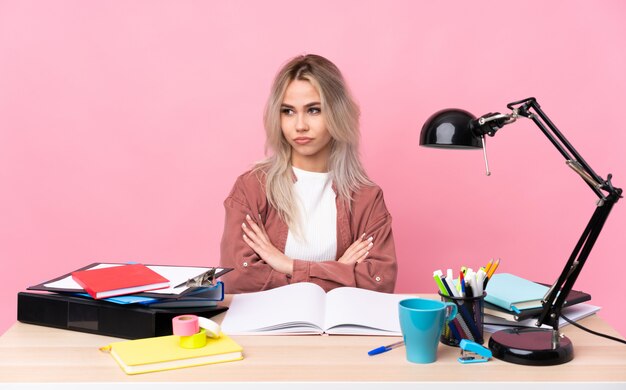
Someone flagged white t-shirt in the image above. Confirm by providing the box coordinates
[284,167,337,262]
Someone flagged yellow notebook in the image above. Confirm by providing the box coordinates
[102,333,243,374]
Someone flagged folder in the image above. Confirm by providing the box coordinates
[28,262,232,298]
[17,292,228,339]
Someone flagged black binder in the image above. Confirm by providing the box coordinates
[17,292,228,339]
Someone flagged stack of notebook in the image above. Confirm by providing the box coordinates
[483,273,599,331]
[28,263,232,306]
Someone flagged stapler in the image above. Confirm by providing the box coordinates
[458,339,492,364]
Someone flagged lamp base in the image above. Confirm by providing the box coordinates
[488,328,573,366]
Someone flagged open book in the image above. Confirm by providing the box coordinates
[220,282,412,336]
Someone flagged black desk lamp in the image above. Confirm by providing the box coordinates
[420,97,622,365]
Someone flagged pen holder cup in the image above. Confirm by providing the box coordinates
[438,292,486,347]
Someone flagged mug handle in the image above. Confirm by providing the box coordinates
[443,302,458,322]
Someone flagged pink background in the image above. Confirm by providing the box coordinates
[1,1,625,337]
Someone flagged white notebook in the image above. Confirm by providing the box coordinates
[220,282,412,336]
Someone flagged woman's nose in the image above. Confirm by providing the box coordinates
[295,114,308,132]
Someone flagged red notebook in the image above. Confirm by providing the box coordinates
[71,264,170,299]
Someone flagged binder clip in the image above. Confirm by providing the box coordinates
[174,268,216,289]
[458,339,492,364]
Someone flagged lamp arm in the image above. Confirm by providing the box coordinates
[503,98,623,330]
[511,98,608,199]
[538,197,617,329]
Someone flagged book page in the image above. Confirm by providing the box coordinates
[324,287,413,335]
[220,282,327,335]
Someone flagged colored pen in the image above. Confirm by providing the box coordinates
[441,276,458,298]
[368,341,404,356]
[476,269,486,293]
[459,271,466,297]
[465,270,475,297]
[448,318,464,342]
[433,270,448,296]
[447,276,462,298]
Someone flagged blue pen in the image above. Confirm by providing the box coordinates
[367,341,404,356]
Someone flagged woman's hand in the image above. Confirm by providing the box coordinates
[242,214,294,275]
[337,234,373,265]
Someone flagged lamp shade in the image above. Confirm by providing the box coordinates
[420,109,481,149]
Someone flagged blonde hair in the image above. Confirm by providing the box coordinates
[254,54,372,233]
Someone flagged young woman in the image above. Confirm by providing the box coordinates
[219,54,397,293]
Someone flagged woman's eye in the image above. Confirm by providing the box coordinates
[308,107,321,115]
[281,108,294,115]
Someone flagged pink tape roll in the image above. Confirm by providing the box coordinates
[172,314,200,336]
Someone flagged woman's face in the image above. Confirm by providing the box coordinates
[280,79,333,172]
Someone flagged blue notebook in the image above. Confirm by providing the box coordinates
[484,273,549,312]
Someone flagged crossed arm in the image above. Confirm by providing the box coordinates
[219,174,397,293]
[241,213,374,275]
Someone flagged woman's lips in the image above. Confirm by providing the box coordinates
[294,137,313,145]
